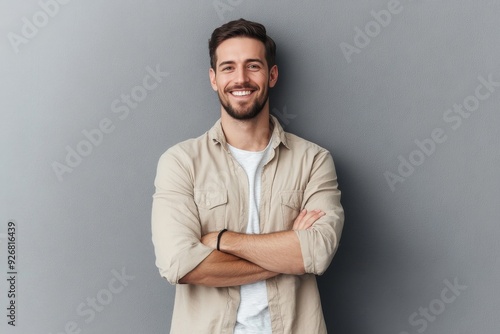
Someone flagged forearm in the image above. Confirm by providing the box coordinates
[219,230,305,275]
[179,250,279,287]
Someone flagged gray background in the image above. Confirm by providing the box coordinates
[1,0,499,333]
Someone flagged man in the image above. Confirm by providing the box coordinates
[152,18,344,333]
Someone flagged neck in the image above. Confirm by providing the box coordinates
[221,104,272,151]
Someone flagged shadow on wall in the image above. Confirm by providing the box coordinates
[316,157,370,333]
[317,158,425,334]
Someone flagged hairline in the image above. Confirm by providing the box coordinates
[213,37,270,73]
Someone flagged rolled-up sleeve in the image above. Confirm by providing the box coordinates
[151,146,213,284]
[295,151,344,275]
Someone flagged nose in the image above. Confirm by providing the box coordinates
[234,65,249,84]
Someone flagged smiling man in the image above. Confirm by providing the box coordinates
[210,36,272,121]
[152,19,344,334]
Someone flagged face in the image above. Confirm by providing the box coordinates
[209,37,278,120]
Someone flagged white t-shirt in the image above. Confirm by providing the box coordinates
[228,141,272,334]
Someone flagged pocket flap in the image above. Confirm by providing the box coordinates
[280,190,303,210]
[194,189,228,209]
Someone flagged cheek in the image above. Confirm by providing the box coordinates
[223,82,236,93]
[212,79,226,92]
[253,73,269,86]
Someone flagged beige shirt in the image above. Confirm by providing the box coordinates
[152,116,344,334]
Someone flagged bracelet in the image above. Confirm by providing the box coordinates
[217,228,228,251]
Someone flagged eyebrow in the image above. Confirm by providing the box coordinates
[218,59,265,68]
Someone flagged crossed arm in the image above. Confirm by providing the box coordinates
[179,209,325,287]
[152,148,344,287]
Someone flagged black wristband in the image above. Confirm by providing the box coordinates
[216,228,228,251]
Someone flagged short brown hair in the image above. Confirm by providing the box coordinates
[208,18,276,71]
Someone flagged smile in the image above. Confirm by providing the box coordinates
[230,90,254,96]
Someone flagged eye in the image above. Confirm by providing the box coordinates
[221,66,233,71]
[248,64,260,70]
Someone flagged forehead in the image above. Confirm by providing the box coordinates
[215,37,266,64]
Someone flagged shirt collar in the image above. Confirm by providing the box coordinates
[209,115,290,151]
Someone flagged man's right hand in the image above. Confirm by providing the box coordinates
[292,209,325,231]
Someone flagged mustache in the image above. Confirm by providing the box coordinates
[225,84,258,92]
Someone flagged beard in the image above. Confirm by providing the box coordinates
[218,85,269,120]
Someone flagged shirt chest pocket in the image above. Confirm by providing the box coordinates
[280,190,304,229]
[194,189,227,235]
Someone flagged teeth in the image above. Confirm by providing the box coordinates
[232,90,252,96]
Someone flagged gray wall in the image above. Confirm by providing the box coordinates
[1,1,498,333]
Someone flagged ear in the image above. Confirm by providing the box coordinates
[268,65,278,88]
[209,68,218,91]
